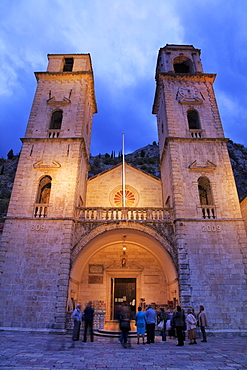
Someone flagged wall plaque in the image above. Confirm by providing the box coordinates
[89,264,104,274]
[88,275,103,284]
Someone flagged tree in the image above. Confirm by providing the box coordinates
[7,149,14,159]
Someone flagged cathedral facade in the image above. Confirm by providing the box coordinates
[0,45,247,335]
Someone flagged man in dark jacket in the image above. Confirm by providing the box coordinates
[172,306,186,346]
[83,301,94,342]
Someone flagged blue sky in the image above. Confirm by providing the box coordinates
[1,0,247,158]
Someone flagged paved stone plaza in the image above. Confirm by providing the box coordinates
[0,331,247,369]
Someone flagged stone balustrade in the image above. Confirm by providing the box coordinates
[200,205,216,219]
[32,205,216,220]
[33,204,49,218]
[47,129,60,138]
[76,207,174,223]
[187,129,204,138]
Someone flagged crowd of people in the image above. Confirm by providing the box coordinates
[71,301,208,348]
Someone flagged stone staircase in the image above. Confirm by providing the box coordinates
[93,320,138,338]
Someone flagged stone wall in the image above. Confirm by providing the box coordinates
[0,219,72,329]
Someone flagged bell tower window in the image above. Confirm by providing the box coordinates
[173,56,193,73]
[50,110,63,130]
[63,57,74,72]
[187,109,200,130]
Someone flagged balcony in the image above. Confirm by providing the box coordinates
[33,204,49,218]
[187,129,204,138]
[47,129,61,138]
[75,207,174,223]
[199,205,216,219]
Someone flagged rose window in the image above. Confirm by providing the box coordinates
[113,189,136,207]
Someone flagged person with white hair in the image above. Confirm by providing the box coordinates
[72,303,82,341]
[186,308,197,344]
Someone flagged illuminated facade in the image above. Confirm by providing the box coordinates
[0,45,246,334]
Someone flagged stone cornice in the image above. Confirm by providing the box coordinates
[21,137,86,143]
[157,72,216,82]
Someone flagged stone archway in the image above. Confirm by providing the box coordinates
[68,224,178,322]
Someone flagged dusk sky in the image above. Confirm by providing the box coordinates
[1,0,247,158]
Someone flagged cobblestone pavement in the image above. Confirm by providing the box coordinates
[0,331,247,369]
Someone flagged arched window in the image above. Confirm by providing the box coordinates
[198,176,214,206]
[173,56,193,73]
[49,110,63,130]
[37,176,52,204]
[187,109,201,130]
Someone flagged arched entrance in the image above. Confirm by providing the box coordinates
[68,226,178,322]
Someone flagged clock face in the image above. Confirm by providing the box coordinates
[179,84,199,98]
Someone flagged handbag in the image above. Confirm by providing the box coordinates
[157,320,164,329]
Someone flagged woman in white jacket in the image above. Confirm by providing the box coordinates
[186,309,197,344]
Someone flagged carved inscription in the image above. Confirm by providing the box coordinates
[31,224,45,231]
[202,225,221,232]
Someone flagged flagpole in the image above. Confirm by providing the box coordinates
[122,133,126,207]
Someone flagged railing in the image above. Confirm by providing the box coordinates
[47,129,61,138]
[187,129,204,138]
[33,204,49,218]
[200,205,216,219]
[76,207,174,223]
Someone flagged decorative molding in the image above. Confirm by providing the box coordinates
[188,160,216,171]
[33,160,61,169]
[178,96,203,105]
[105,261,143,272]
[46,97,71,105]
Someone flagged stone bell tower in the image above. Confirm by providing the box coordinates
[0,54,97,330]
[153,44,247,333]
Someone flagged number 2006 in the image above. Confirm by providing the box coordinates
[202,225,221,232]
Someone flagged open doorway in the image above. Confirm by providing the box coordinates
[111,278,136,319]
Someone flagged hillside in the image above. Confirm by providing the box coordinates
[1,140,247,222]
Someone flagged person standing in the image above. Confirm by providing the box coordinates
[172,306,186,346]
[145,305,156,344]
[119,302,131,348]
[157,307,167,342]
[198,305,208,342]
[186,309,197,344]
[135,306,146,344]
[72,304,82,341]
[83,301,94,342]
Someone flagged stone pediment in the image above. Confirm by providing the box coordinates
[178,96,203,105]
[188,160,216,171]
[46,96,71,105]
[33,160,61,169]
